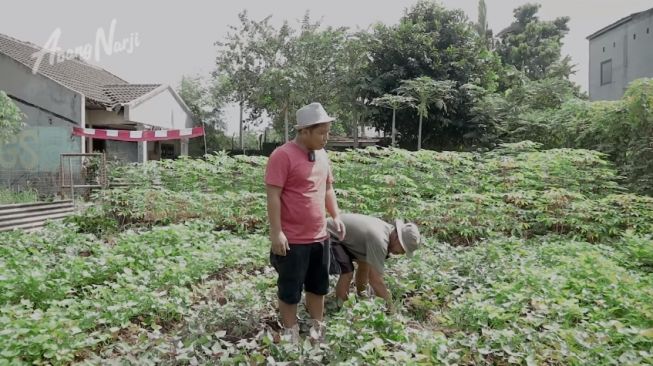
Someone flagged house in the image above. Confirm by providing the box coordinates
[587,7,653,100]
[0,32,195,176]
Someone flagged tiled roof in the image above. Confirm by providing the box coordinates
[0,33,159,108]
[103,84,161,104]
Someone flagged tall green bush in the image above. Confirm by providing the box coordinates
[502,78,653,195]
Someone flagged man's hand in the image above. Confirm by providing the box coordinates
[331,216,346,241]
[386,298,396,315]
[270,231,290,256]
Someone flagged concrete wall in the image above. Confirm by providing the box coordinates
[626,14,653,84]
[589,11,653,100]
[0,53,83,172]
[87,109,128,126]
[0,54,83,123]
[589,28,626,100]
[105,140,138,162]
[86,109,140,163]
[0,126,80,172]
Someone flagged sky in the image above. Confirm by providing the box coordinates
[2,0,652,134]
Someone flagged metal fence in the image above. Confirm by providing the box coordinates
[0,169,62,198]
[0,153,108,201]
[60,153,108,202]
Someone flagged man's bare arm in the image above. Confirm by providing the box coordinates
[325,181,345,239]
[266,184,289,255]
[368,266,391,301]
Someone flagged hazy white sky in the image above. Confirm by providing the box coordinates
[2,0,651,133]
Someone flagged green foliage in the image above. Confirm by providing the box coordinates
[502,78,653,195]
[215,11,349,139]
[475,0,493,50]
[0,188,39,204]
[0,90,24,144]
[496,3,571,80]
[3,145,653,364]
[63,205,118,236]
[365,0,504,149]
[207,1,591,152]
[371,94,415,146]
[177,75,231,155]
[0,223,270,364]
[397,77,456,150]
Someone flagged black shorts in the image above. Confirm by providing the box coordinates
[270,240,330,305]
[330,237,355,274]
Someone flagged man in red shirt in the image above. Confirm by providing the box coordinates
[265,102,345,343]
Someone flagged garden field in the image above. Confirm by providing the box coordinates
[1,142,652,365]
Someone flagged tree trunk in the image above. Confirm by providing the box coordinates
[353,110,359,148]
[417,114,423,150]
[239,101,244,150]
[284,104,289,142]
[391,108,396,147]
[360,108,366,138]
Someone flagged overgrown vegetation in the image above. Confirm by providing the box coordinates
[0,188,39,205]
[183,1,581,151]
[503,78,653,196]
[2,145,652,364]
[179,0,653,195]
[0,90,24,144]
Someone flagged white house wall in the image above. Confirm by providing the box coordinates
[127,89,193,130]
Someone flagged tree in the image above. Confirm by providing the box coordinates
[178,75,225,130]
[496,3,571,80]
[258,66,299,142]
[371,94,414,146]
[475,0,493,50]
[245,13,348,140]
[397,77,455,150]
[333,30,373,140]
[460,84,508,146]
[250,20,297,142]
[214,11,277,148]
[0,91,24,144]
[177,76,229,155]
[284,15,347,115]
[363,0,502,149]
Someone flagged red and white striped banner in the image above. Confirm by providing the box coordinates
[72,127,204,142]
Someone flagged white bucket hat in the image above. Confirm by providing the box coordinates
[394,219,421,257]
[295,102,335,130]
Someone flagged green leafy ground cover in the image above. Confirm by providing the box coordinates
[1,143,652,365]
[0,189,39,205]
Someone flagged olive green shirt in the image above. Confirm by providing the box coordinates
[327,213,393,274]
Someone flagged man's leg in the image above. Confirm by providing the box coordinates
[355,261,371,295]
[304,242,330,322]
[305,292,324,321]
[335,271,354,301]
[270,247,308,329]
[279,300,298,327]
[331,241,356,301]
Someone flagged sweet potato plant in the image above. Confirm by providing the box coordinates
[1,143,652,365]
